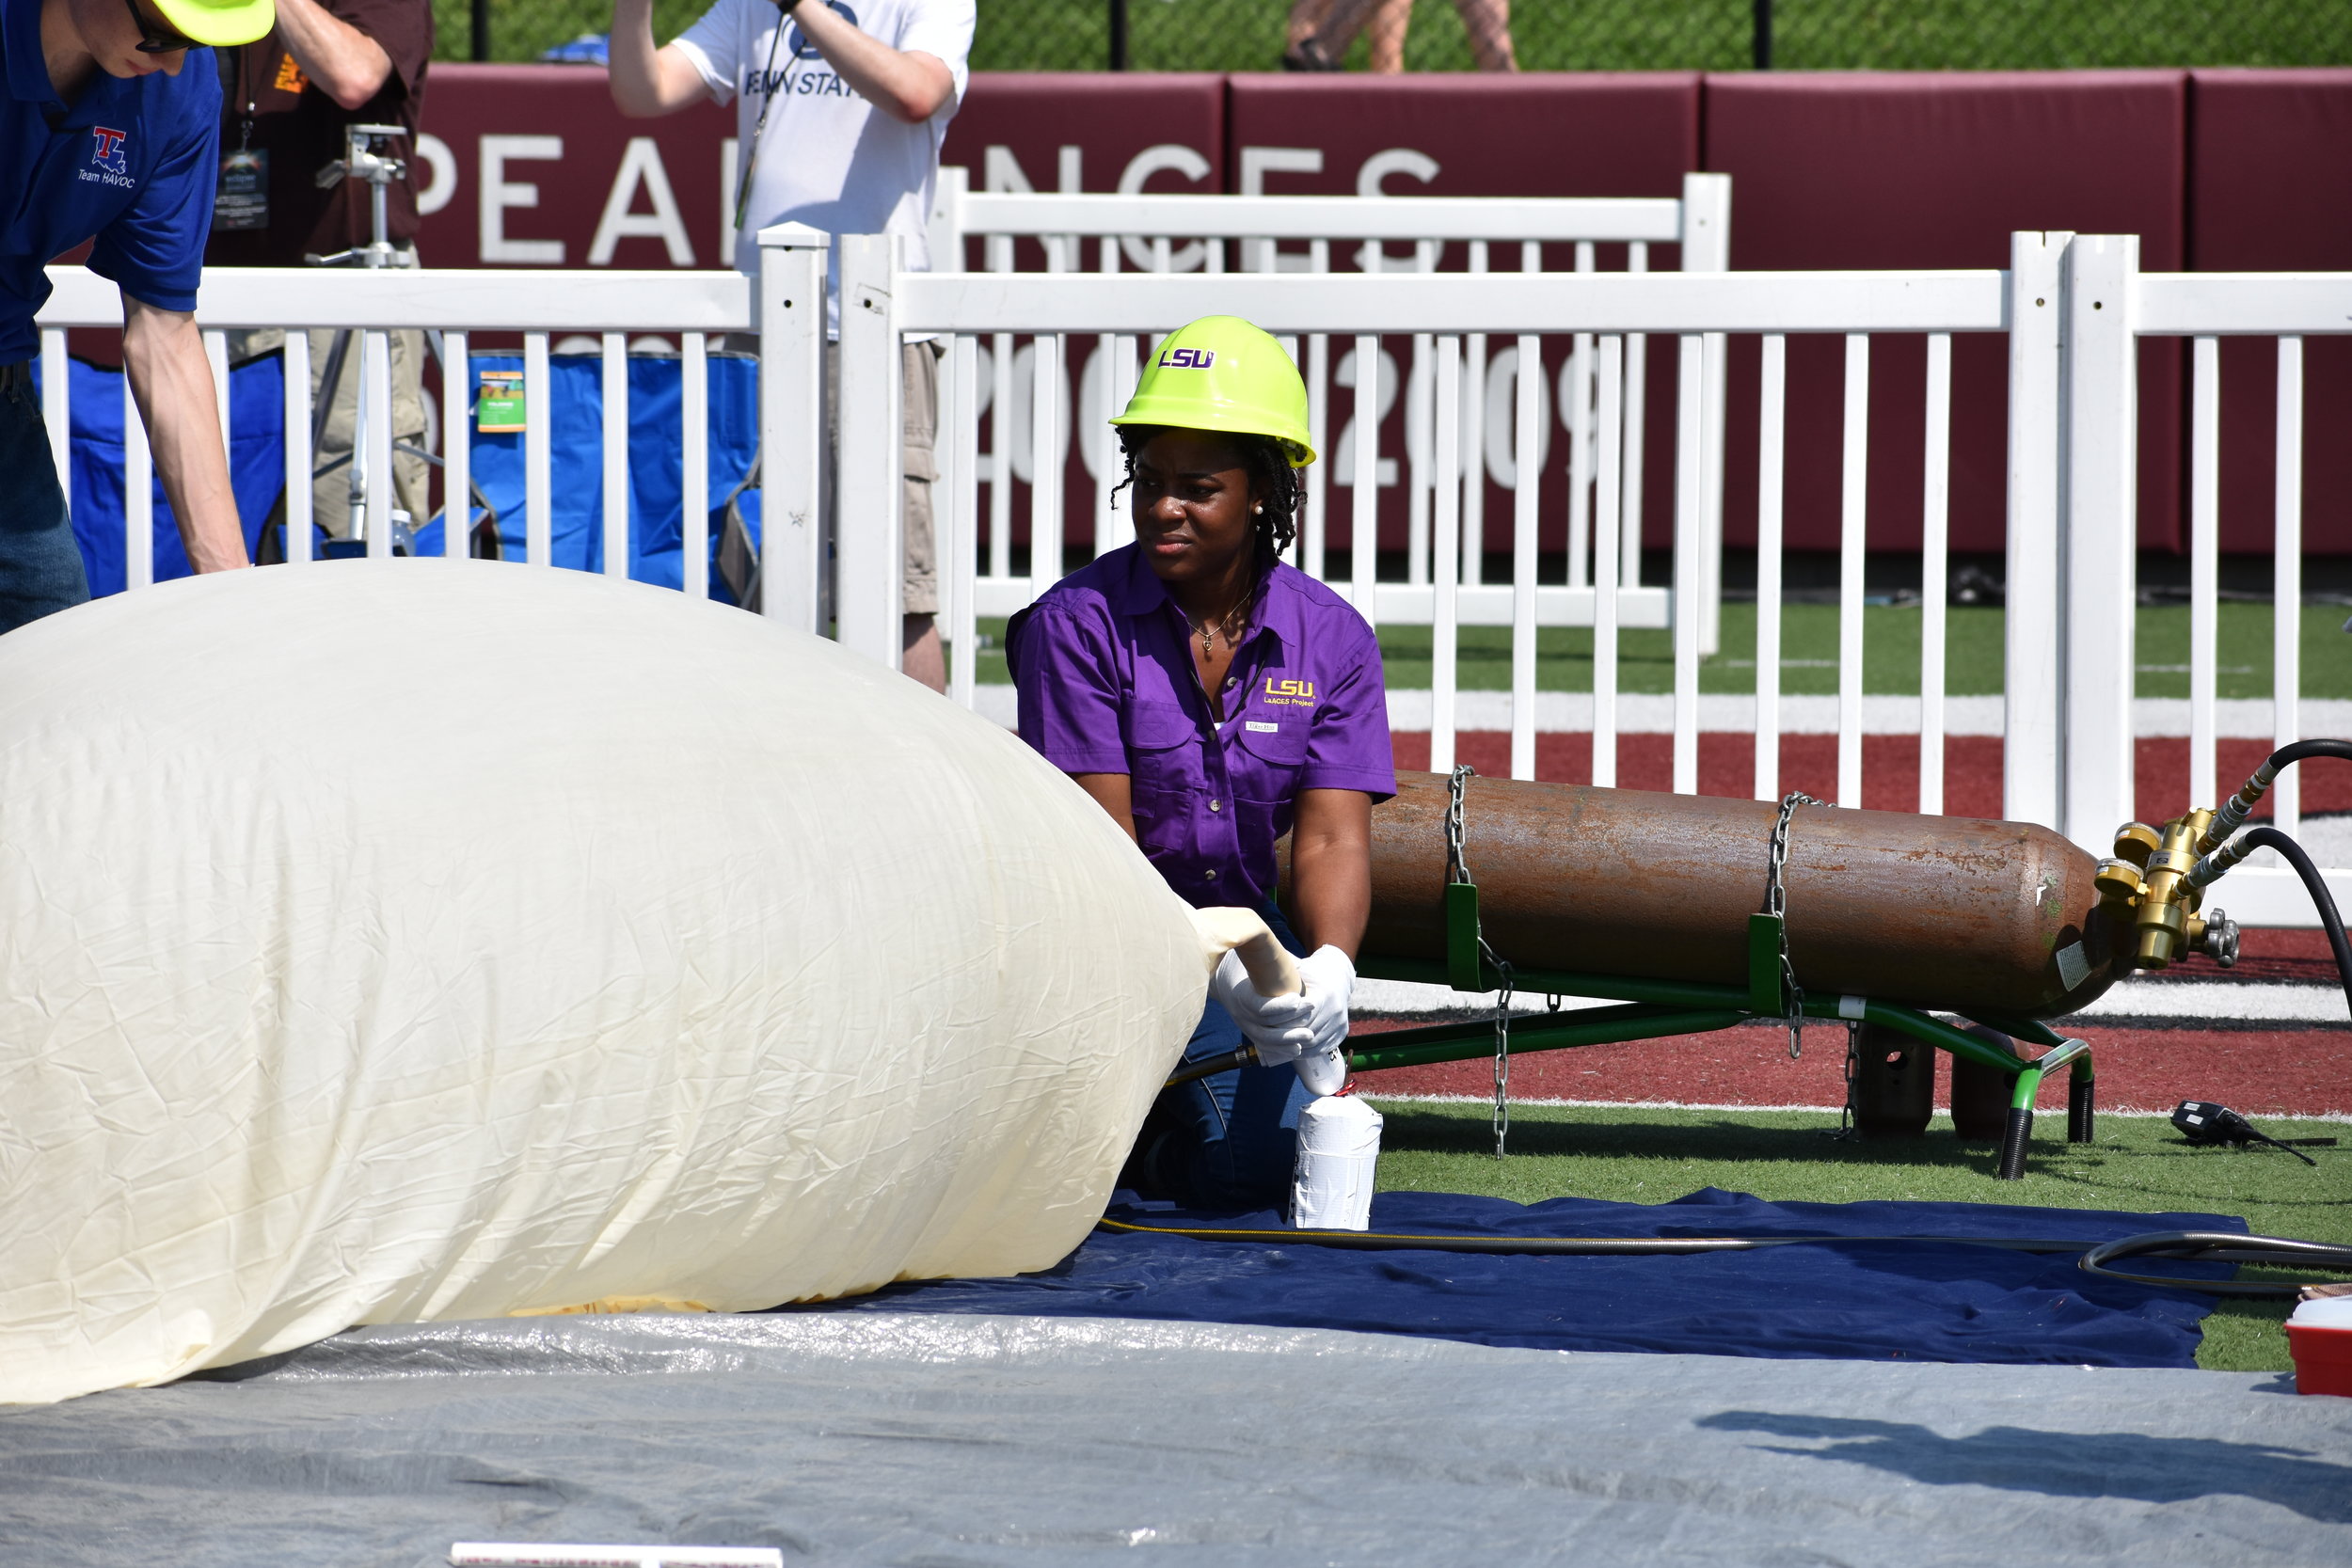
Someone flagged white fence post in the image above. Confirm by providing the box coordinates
[837,232,907,668]
[2003,230,2070,832]
[1681,174,1732,661]
[362,329,394,556]
[758,223,831,635]
[523,330,551,565]
[928,164,967,274]
[2058,234,2140,853]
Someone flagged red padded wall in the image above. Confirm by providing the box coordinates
[2189,70,2352,556]
[1226,75,1701,558]
[418,65,735,271]
[1702,71,2187,557]
[938,75,1227,553]
[940,72,1227,267]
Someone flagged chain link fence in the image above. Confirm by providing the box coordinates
[438,0,2349,73]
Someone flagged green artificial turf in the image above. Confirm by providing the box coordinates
[1361,1098,2351,1373]
[953,602,2352,700]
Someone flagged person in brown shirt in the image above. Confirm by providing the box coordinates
[209,0,433,551]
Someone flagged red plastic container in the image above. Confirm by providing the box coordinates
[2287,1323,2352,1396]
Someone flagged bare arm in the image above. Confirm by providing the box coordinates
[1288,789,1372,959]
[121,296,249,574]
[790,0,953,123]
[1071,773,1137,841]
[269,0,392,111]
[608,0,713,117]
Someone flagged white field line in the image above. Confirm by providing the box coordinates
[1360,1092,2352,1121]
[970,687,2352,739]
[2074,979,2350,1024]
[1355,974,2348,1024]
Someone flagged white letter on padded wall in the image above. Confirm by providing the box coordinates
[590,137,694,267]
[480,135,565,265]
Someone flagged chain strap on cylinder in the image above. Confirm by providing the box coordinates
[1489,958,1514,1159]
[1763,791,1821,1059]
[1827,1018,1861,1141]
[1445,765,1515,1159]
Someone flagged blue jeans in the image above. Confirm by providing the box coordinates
[0,369,88,636]
[1135,907,1314,1212]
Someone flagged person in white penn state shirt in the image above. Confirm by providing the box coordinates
[609,0,973,691]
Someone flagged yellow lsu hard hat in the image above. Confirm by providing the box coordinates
[1111,316,1316,467]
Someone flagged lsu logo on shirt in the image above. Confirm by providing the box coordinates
[1158,347,1215,370]
[1262,676,1316,707]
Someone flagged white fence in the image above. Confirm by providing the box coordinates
[33,239,814,609]
[830,239,1993,793]
[925,174,1733,649]
[2044,241,2352,925]
[33,228,2352,928]
[820,230,2351,926]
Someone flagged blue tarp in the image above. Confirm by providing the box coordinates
[429,354,760,591]
[787,1188,2242,1369]
[44,355,286,595]
[43,352,761,599]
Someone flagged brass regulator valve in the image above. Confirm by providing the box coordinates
[2095,812,2236,971]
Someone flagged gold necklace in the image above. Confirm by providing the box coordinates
[1192,594,1248,659]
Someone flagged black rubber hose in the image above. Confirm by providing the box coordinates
[1098,1220,2352,1297]
[2198,737,2352,855]
[1096,1216,2089,1257]
[2236,826,2352,1022]
[2269,738,2352,769]
[2076,1230,2352,1296]
[1165,1046,1256,1087]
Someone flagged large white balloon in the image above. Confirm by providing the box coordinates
[0,563,1211,1404]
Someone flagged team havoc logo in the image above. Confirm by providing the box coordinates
[1157,347,1216,370]
[90,127,129,176]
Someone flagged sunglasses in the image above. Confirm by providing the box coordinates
[121,0,200,53]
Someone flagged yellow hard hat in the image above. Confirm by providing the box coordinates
[1111,316,1315,467]
[153,0,277,48]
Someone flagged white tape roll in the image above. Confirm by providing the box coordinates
[1290,1093,1383,1231]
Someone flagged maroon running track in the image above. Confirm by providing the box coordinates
[1352,1019,2352,1118]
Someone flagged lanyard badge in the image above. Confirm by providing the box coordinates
[214,46,268,230]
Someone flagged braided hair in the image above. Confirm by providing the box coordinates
[1112,426,1305,563]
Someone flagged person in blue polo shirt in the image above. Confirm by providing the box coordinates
[1,0,273,634]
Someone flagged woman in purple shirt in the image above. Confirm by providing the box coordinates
[1010,316,1396,1210]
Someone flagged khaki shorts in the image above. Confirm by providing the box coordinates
[230,324,430,540]
[824,339,940,618]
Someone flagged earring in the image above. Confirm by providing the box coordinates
[1252,502,1264,515]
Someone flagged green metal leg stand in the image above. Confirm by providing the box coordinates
[2068,1057,2096,1145]
[1997,1066,2043,1180]
[1350,948,2093,1179]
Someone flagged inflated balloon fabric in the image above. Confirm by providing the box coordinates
[0,563,1209,1404]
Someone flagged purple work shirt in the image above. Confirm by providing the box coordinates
[1011,544,1395,910]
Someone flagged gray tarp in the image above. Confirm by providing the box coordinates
[4,1312,2348,1565]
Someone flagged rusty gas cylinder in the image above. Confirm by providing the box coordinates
[1281,772,2131,1021]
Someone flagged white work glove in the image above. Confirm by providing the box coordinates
[1210,947,1312,1064]
[1293,945,1356,1097]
